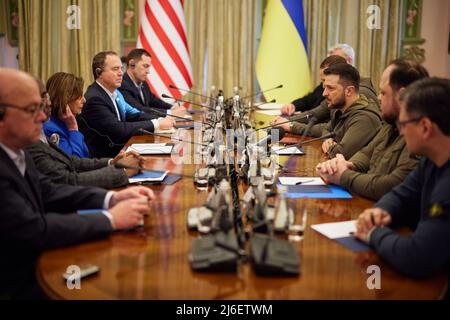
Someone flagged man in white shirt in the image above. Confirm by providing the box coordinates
[0,68,154,299]
[79,51,174,157]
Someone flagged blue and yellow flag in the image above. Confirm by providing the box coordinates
[256,0,311,103]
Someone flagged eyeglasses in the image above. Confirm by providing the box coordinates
[0,102,47,118]
[396,117,423,130]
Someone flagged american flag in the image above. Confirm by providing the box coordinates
[137,0,193,101]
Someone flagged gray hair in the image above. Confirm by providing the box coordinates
[328,43,355,66]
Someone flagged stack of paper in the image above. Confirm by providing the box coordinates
[278,177,325,186]
[126,143,173,155]
[310,220,370,252]
[311,220,357,239]
[156,128,176,134]
[255,103,284,110]
[271,145,304,155]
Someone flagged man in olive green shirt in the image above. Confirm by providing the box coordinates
[316,59,429,200]
[318,64,382,159]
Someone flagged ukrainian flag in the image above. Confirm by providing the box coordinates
[256,0,311,103]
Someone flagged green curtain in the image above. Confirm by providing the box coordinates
[18,0,121,89]
[184,0,257,100]
[304,0,404,92]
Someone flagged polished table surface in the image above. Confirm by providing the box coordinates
[37,131,447,299]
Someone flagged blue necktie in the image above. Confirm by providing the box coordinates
[115,97,126,121]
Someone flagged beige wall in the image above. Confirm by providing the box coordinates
[421,0,450,77]
[0,36,19,68]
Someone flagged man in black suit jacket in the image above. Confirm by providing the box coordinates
[26,130,142,189]
[0,68,154,299]
[79,51,174,158]
[118,48,186,118]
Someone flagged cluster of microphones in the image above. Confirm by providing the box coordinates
[134,84,335,276]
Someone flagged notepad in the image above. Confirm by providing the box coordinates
[271,145,304,155]
[128,170,169,184]
[278,177,325,186]
[126,143,174,155]
[310,220,370,252]
[155,128,176,134]
[174,114,193,121]
[255,109,281,116]
[255,103,284,110]
[311,220,357,239]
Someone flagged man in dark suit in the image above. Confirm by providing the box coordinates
[118,48,186,118]
[79,51,174,158]
[26,130,142,189]
[0,68,154,299]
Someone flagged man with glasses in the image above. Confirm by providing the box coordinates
[0,68,155,299]
[316,59,428,200]
[354,77,450,278]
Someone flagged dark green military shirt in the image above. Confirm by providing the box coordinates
[340,123,419,200]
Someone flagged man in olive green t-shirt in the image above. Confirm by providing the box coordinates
[316,59,429,200]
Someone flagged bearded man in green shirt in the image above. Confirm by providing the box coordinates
[316,59,429,200]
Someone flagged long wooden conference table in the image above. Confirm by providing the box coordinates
[37,127,447,299]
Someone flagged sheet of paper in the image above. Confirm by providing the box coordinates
[126,143,173,155]
[255,103,284,110]
[278,177,326,186]
[310,220,357,239]
[256,109,281,116]
[128,170,169,184]
[175,114,193,121]
[155,128,176,134]
[271,145,304,155]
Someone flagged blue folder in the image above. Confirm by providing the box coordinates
[283,184,352,199]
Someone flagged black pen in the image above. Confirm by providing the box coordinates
[295,179,314,185]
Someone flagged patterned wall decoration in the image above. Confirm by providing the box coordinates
[121,0,140,46]
[401,0,425,63]
[3,0,19,46]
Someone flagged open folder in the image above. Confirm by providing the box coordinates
[126,143,174,155]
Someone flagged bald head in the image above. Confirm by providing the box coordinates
[0,68,40,104]
[0,68,44,151]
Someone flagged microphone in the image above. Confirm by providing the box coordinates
[169,84,217,102]
[77,115,124,148]
[256,113,312,131]
[252,99,276,110]
[240,84,283,101]
[162,94,215,111]
[138,128,209,147]
[256,127,286,147]
[275,131,336,153]
[147,108,214,129]
[295,116,318,147]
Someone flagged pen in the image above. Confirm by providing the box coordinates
[295,179,314,185]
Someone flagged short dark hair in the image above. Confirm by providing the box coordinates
[92,51,118,79]
[320,55,347,69]
[323,64,360,91]
[388,58,429,91]
[401,77,450,136]
[126,48,151,67]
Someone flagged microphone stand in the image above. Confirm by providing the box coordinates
[169,84,218,102]
[138,128,209,147]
